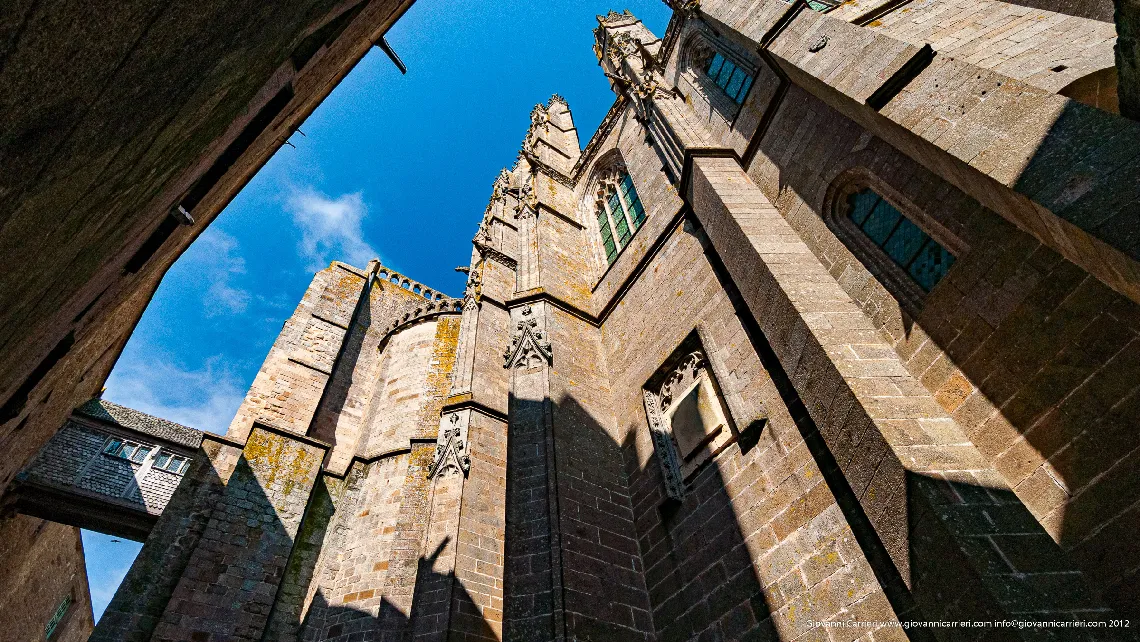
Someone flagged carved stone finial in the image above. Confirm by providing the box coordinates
[429,412,471,479]
[503,304,553,369]
[668,0,701,17]
[514,182,538,219]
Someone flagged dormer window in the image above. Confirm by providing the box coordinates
[153,451,189,474]
[103,438,151,463]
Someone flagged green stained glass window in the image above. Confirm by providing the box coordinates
[620,174,645,229]
[703,49,754,104]
[609,191,632,245]
[596,171,648,265]
[597,206,617,263]
[846,189,956,293]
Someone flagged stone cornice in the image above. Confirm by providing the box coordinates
[439,398,509,423]
[522,152,574,188]
[473,240,518,270]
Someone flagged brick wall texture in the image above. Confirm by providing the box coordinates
[86,1,1140,640]
[0,514,94,642]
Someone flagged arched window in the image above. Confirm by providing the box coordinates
[826,176,964,314]
[844,189,955,293]
[682,35,757,119]
[703,51,752,105]
[593,168,646,264]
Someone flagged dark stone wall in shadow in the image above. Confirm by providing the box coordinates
[504,385,557,641]
[91,439,239,642]
[745,81,1140,618]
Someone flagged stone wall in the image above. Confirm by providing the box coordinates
[0,0,417,518]
[75,2,1140,638]
[0,515,94,642]
[745,71,1140,617]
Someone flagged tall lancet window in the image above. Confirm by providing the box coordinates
[594,168,646,264]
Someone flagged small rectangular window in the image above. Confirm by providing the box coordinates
[131,446,151,463]
[103,439,122,455]
[171,456,188,474]
[154,452,172,470]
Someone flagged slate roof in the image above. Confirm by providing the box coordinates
[75,399,204,449]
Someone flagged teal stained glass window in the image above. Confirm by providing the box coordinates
[846,189,955,292]
[705,52,753,104]
[597,206,617,263]
[620,174,646,229]
[597,171,647,265]
[609,191,632,246]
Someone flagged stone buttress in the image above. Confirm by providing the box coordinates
[94,2,1140,641]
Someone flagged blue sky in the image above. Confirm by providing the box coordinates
[83,0,672,623]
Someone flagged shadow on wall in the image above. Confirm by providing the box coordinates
[298,538,497,642]
[522,216,1115,640]
[757,91,1140,619]
[534,386,1104,641]
[93,434,500,642]
[307,277,374,459]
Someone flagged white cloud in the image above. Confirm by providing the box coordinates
[102,355,246,435]
[192,229,250,317]
[287,188,378,271]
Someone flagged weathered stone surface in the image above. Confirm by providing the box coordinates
[9,1,1140,639]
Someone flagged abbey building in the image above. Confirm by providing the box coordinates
[20,1,1140,640]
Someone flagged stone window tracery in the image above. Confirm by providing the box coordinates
[593,167,646,265]
[643,340,736,501]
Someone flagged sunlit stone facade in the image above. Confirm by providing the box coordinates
[80,2,1140,640]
